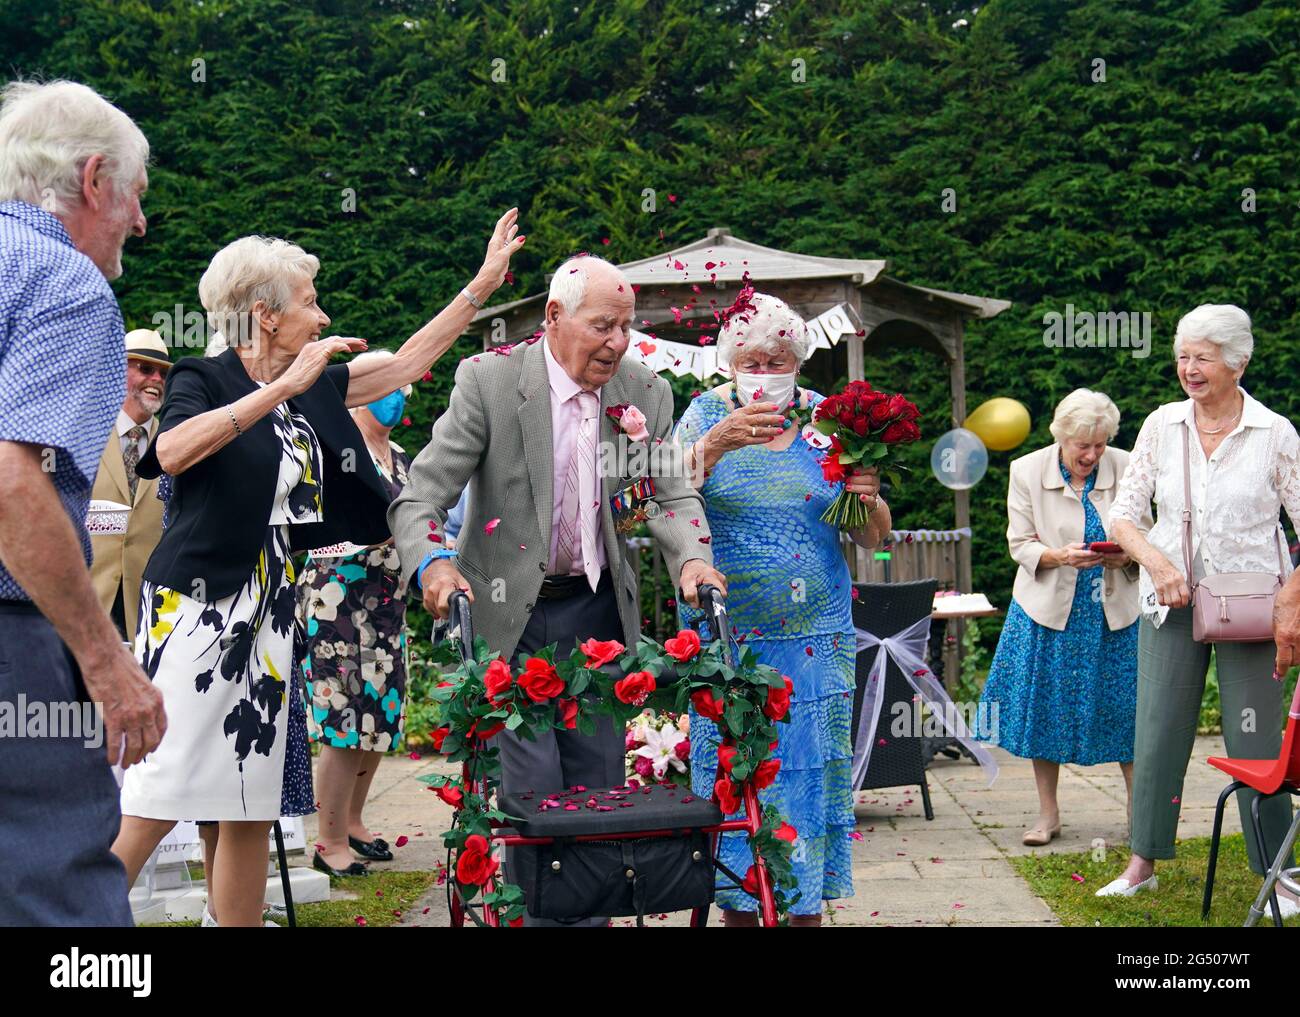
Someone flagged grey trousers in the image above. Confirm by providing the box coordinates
[0,603,132,925]
[498,572,626,927]
[1131,606,1295,874]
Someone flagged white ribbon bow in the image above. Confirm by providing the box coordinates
[852,616,999,790]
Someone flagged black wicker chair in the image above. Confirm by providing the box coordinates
[850,579,937,820]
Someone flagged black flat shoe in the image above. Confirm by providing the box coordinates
[313,850,369,877]
[348,835,393,861]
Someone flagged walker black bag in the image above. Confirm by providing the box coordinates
[501,783,722,921]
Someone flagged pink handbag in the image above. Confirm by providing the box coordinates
[1181,425,1283,643]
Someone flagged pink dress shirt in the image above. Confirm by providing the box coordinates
[544,338,608,575]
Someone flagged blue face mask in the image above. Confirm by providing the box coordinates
[367,391,405,428]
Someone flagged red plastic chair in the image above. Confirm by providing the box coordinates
[1201,680,1300,927]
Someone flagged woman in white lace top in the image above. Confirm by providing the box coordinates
[1096,304,1299,911]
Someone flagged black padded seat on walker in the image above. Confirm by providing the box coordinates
[500,783,723,838]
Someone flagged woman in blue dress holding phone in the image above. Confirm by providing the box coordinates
[975,390,1148,847]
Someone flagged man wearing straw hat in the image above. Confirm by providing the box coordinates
[90,328,171,641]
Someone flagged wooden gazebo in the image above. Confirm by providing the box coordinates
[468,228,1010,595]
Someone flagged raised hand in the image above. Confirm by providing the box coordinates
[478,207,526,291]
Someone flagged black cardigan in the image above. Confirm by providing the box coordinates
[137,349,392,600]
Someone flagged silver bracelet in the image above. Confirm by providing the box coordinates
[460,286,485,310]
[226,404,243,437]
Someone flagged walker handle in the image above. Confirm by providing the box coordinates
[448,589,474,661]
[697,583,734,669]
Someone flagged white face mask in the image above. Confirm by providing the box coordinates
[734,371,796,409]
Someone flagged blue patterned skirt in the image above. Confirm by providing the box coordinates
[689,631,855,915]
[976,592,1138,765]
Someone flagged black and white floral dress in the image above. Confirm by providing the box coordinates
[121,401,323,821]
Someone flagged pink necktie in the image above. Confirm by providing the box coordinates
[555,391,601,592]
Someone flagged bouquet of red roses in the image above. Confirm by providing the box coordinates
[811,380,921,528]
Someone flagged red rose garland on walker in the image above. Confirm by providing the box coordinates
[811,380,921,528]
[420,628,802,924]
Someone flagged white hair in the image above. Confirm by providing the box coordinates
[198,236,320,346]
[547,255,628,315]
[716,291,811,370]
[1173,303,1253,370]
[1049,388,1120,443]
[204,330,227,358]
[349,349,412,398]
[0,80,149,215]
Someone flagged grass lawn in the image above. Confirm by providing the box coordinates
[278,869,440,927]
[1011,834,1299,927]
[149,869,440,928]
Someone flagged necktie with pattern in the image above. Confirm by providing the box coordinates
[123,424,146,501]
[554,391,601,592]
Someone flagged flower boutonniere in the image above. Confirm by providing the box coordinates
[605,402,649,442]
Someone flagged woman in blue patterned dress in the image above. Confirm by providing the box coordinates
[675,290,891,926]
[975,390,1148,846]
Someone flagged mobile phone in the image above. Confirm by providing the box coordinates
[1088,541,1122,554]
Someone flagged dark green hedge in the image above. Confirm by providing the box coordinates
[6,0,1299,647]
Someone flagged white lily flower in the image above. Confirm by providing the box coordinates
[633,722,687,778]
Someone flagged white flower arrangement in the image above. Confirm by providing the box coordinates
[624,709,691,785]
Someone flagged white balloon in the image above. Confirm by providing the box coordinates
[930,428,989,490]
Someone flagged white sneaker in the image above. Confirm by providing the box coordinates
[1095,874,1158,897]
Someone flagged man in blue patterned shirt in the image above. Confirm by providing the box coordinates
[0,80,166,925]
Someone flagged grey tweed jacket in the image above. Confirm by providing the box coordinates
[390,338,712,657]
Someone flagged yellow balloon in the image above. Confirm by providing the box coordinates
[964,398,1031,452]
